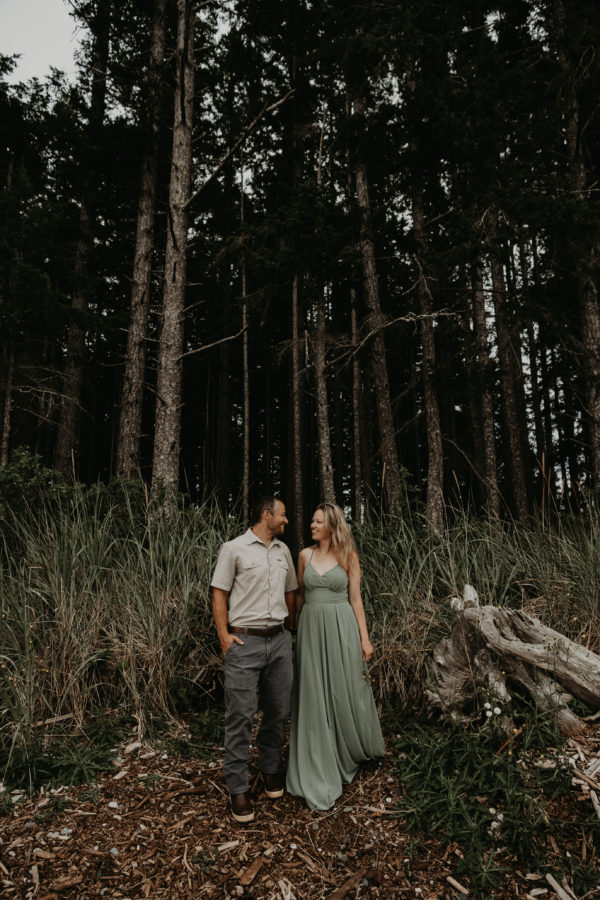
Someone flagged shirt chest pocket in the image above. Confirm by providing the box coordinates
[240,559,260,578]
[271,558,289,585]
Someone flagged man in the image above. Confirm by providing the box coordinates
[211,495,298,823]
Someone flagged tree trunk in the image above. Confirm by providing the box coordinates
[116,0,167,479]
[287,25,305,551]
[471,262,500,518]
[291,274,304,550]
[551,0,600,487]
[263,368,272,490]
[345,110,362,522]
[350,289,362,522]
[240,152,250,524]
[1,346,15,468]
[551,349,568,494]
[351,91,403,513]
[54,214,91,479]
[463,306,484,505]
[518,238,545,471]
[412,189,444,534]
[486,211,528,524]
[242,265,250,524]
[313,289,335,501]
[55,2,110,477]
[581,285,600,485]
[151,0,194,494]
[215,292,232,506]
[561,373,580,495]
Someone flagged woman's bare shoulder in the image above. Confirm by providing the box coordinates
[299,545,316,560]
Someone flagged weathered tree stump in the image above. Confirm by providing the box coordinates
[425,585,600,735]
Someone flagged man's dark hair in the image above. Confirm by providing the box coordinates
[251,494,278,525]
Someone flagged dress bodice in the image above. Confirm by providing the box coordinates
[303,561,348,603]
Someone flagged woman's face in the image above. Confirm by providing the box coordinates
[310,509,330,543]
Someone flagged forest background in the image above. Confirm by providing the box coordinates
[1,0,599,539]
[1,7,600,893]
[2,0,600,753]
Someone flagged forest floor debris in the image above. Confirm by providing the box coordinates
[1,724,599,900]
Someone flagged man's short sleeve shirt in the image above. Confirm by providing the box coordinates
[211,529,299,627]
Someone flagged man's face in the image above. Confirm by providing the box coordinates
[266,500,288,535]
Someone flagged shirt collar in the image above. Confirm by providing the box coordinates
[245,527,281,548]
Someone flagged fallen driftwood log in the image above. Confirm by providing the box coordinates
[425,585,600,735]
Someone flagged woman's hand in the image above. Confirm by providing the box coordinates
[361,637,374,662]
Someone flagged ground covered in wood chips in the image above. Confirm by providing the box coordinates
[1,722,599,900]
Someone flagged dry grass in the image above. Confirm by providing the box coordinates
[1,488,599,751]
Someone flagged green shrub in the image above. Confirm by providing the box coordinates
[390,705,600,897]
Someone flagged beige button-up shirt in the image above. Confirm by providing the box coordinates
[211,529,299,627]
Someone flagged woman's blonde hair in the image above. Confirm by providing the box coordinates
[315,501,356,572]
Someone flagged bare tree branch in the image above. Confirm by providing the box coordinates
[184,90,295,209]
[328,307,455,371]
[179,326,247,359]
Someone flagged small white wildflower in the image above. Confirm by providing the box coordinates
[484,702,491,710]
[497,813,504,821]
[488,807,497,815]
[486,710,493,718]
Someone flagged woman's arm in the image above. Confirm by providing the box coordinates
[295,548,308,616]
[347,552,374,662]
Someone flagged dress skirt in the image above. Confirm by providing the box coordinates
[286,562,385,811]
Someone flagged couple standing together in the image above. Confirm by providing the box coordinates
[211,496,384,822]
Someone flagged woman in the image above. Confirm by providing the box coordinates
[286,502,385,810]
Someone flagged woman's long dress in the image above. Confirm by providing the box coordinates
[286,561,385,810]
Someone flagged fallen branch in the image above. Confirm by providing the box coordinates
[328,869,366,900]
[446,874,469,895]
[545,872,577,900]
[240,855,266,886]
[33,713,76,728]
[573,768,600,792]
[425,585,600,734]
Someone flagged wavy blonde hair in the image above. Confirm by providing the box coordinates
[315,502,356,573]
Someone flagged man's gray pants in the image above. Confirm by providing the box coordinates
[223,629,293,795]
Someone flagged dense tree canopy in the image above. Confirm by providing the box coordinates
[1,0,600,547]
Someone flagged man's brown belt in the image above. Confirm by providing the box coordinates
[228,624,285,638]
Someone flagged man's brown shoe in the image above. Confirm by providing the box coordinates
[230,791,254,823]
[262,771,284,798]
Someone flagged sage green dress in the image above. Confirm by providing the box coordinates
[286,561,385,810]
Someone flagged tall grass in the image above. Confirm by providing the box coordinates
[1,478,599,755]
[355,507,600,704]
[0,483,237,752]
